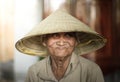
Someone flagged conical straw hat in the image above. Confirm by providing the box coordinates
[15,9,106,56]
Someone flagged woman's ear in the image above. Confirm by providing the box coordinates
[42,42,46,47]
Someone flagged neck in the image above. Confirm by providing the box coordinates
[51,55,71,69]
[50,55,72,80]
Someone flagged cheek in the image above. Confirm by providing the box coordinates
[68,40,77,47]
[46,39,57,46]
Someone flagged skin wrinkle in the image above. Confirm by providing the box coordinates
[43,32,77,80]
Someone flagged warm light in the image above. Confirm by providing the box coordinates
[0,0,14,62]
[50,0,65,11]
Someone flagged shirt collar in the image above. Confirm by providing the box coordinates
[38,52,80,81]
[64,52,80,77]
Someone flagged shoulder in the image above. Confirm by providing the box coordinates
[25,58,48,82]
[79,56,103,76]
[78,56,104,82]
[79,56,100,69]
[28,57,48,73]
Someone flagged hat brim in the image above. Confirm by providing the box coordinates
[15,31,106,56]
[15,9,106,56]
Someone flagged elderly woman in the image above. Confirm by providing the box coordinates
[15,9,106,82]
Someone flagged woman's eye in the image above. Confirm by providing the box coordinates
[52,33,59,38]
[65,33,75,38]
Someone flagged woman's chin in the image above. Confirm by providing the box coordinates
[54,52,71,58]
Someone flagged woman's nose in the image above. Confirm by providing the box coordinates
[56,39,66,46]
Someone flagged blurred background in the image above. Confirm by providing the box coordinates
[0,0,120,82]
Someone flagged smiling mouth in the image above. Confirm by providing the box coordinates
[56,47,68,50]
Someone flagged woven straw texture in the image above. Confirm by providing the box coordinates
[15,9,106,56]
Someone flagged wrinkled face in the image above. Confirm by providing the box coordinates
[43,32,77,58]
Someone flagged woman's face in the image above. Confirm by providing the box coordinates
[44,32,77,58]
